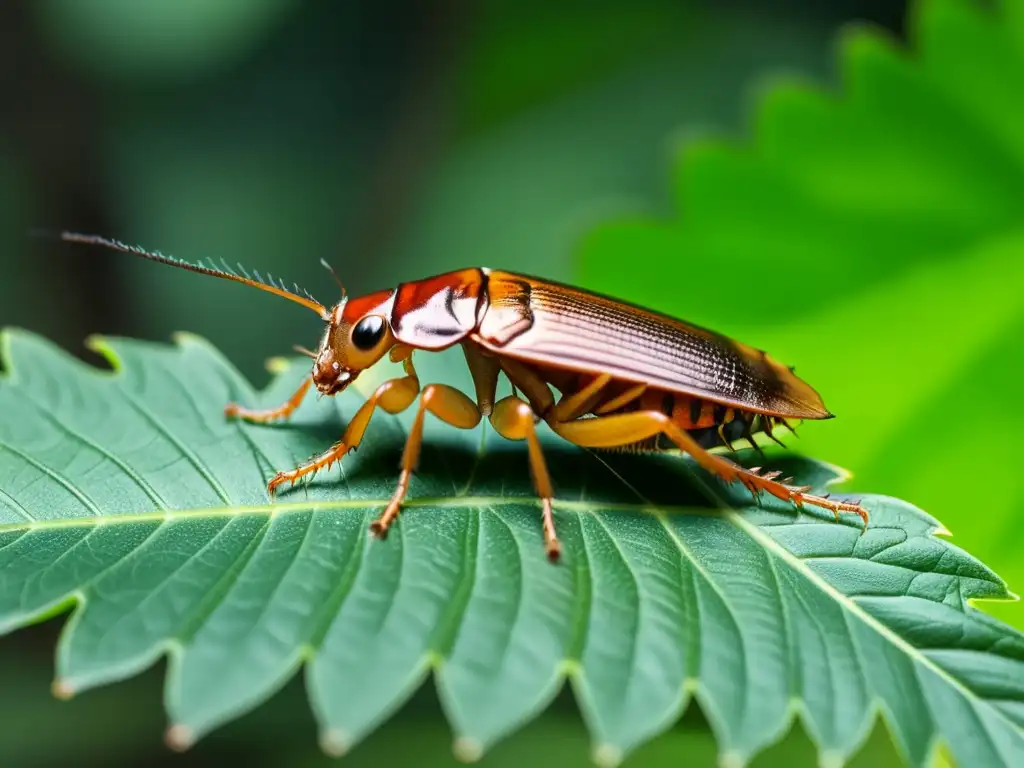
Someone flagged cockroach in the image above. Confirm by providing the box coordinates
[62,232,868,561]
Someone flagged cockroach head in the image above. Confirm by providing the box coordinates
[311,298,396,395]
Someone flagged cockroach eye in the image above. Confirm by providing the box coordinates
[352,315,386,350]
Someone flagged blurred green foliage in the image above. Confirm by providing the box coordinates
[4,0,1009,766]
[36,0,298,83]
[578,0,1024,630]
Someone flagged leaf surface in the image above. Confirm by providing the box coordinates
[0,329,1022,766]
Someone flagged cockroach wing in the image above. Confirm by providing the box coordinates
[474,270,831,419]
[389,268,487,350]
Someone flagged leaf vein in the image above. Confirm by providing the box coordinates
[116,384,231,505]
[175,516,273,645]
[486,506,529,672]
[762,551,798,700]
[233,509,318,647]
[428,507,479,658]
[587,511,643,696]
[564,512,592,664]
[0,485,35,522]
[0,437,103,516]
[18,390,170,509]
[0,529,28,552]
[87,518,238,650]
[306,512,369,651]
[655,513,752,729]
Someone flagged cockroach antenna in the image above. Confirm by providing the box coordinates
[320,258,346,299]
[61,231,330,320]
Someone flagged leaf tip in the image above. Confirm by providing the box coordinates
[82,335,122,373]
[319,728,350,757]
[265,356,292,375]
[170,331,203,346]
[719,750,747,768]
[819,749,845,768]
[452,737,484,763]
[164,724,195,752]
[592,743,623,768]
[51,678,75,700]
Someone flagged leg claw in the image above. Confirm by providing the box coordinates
[546,539,562,563]
[369,519,389,540]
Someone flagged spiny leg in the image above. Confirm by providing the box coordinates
[266,373,421,495]
[490,395,562,562]
[225,377,312,423]
[761,415,789,448]
[739,412,766,456]
[551,410,869,528]
[369,384,483,539]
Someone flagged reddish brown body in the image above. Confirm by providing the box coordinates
[331,267,825,451]
[63,235,869,562]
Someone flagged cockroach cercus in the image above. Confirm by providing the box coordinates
[63,232,868,562]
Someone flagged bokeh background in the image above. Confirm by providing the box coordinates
[2,0,1020,766]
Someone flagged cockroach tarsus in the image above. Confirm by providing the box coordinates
[62,232,870,562]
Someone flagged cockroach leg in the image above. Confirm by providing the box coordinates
[741,414,765,456]
[489,395,561,561]
[717,421,737,453]
[711,408,739,453]
[462,343,501,417]
[266,372,421,495]
[389,343,414,364]
[368,384,482,540]
[549,373,612,423]
[226,377,312,424]
[551,410,869,529]
[594,382,647,415]
[498,358,555,418]
[268,439,350,496]
[761,417,788,449]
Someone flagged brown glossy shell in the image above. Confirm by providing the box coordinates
[472,270,831,419]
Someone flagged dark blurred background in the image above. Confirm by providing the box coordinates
[1,0,970,765]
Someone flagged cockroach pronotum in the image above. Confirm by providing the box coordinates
[62,232,868,561]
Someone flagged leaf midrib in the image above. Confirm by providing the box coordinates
[0,497,726,534]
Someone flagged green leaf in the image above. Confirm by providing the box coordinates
[0,328,1022,766]
[575,0,1024,630]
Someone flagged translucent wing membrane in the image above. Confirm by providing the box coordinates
[61,232,329,318]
